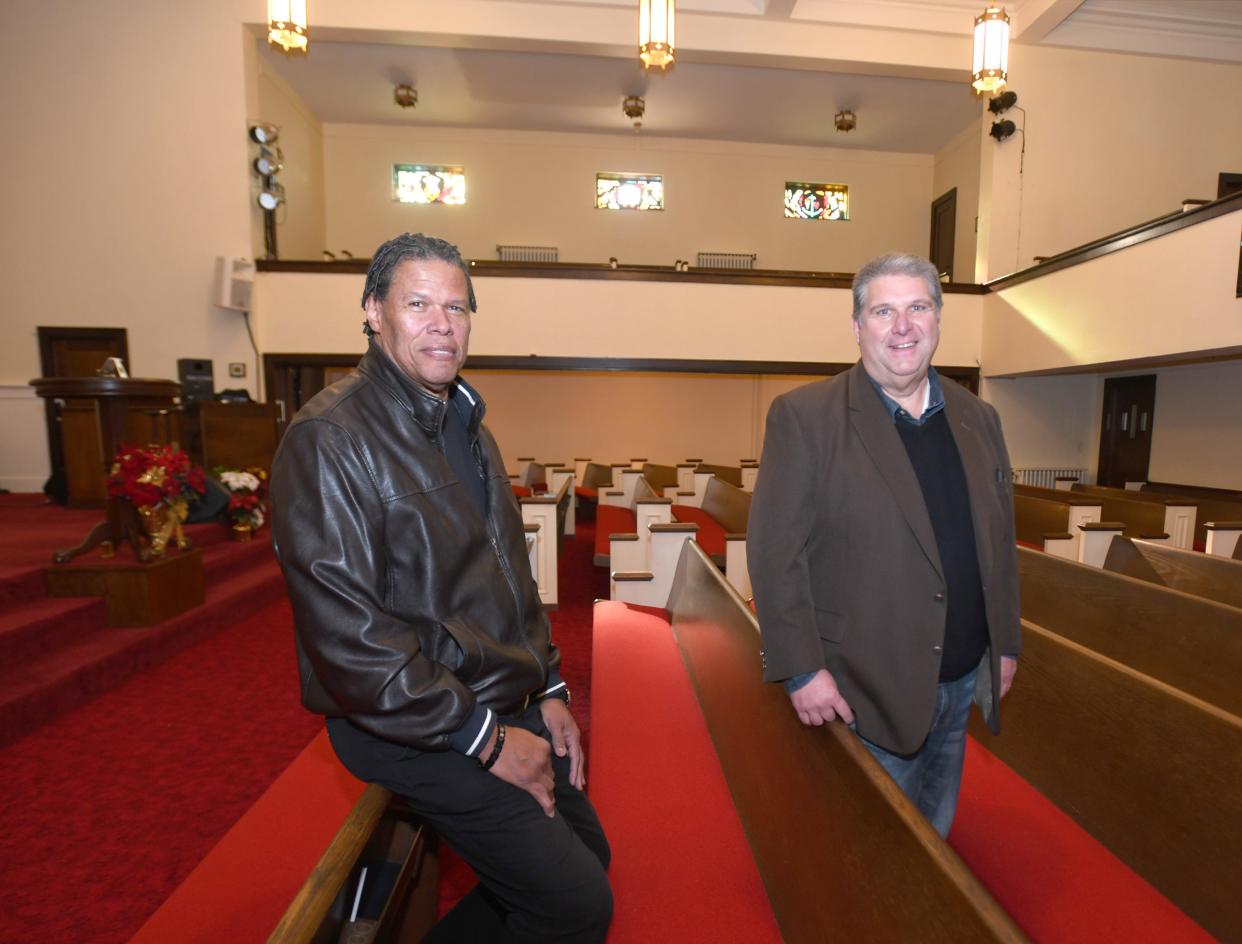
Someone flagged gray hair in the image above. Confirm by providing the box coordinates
[851,253,942,322]
[360,233,477,337]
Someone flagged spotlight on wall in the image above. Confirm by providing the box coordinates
[394,84,418,109]
[988,91,1018,114]
[257,182,286,211]
[833,109,857,133]
[989,119,1016,142]
[248,124,280,145]
[623,95,646,129]
[253,147,284,176]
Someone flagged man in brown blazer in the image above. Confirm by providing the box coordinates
[748,252,1021,838]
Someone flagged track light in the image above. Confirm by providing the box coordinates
[988,91,1018,114]
[249,124,279,145]
[253,147,284,176]
[989,119,1016,142]
[257,183,286,210]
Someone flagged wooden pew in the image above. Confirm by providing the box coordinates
[970,620,1242,942]
[1204,520,1242,558]
[520,475,572,607]
[1142,480,1242,502]
[695,462,743,488]
[641,462,679,493]
[671,477,753,597]
[1018,546,1242,717]
[1139,483,1242,549]
[1102,536,1242,609]
[1070,483,1197,549]
[594,541,1024,942]
[1016,484,1171,547]
[739,459,759,492]
[1012,491,1100,560]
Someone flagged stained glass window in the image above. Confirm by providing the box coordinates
[784,181,849,221]
[596,172,664,211]
[393,165,466,205]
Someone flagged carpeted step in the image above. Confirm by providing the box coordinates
[0,595,107,666]
[0,560,288,749]
[0,565,53,607]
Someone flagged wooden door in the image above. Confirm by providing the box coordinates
[1096,375,1157,487]
[264,353,360,439]
[37,327,129,504]
[929,188,957,282]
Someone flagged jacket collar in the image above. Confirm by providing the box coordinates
[357,341,485,440]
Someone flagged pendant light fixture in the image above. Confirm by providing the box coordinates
[268,0,308,55]
[639,0,676,71]
[971,5,1009,93]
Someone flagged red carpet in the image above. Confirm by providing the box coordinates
[0,597,320,944]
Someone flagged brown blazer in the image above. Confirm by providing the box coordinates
[748,362,1022,754]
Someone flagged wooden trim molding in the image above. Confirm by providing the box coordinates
[988,190,1242,291]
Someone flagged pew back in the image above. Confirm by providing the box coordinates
[640,462,679,491]
[1069,483,1196,548]
[695,462,743,488]
[1139,484,1242,548]
[1102,536,1242,609]
[700,476,751,535]
[1018,546,1242,716]
[666,541,1023,943]
[970,621,1242,942]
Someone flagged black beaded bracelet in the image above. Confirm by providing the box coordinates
[479,722,506,771]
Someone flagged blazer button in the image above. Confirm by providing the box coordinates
[933,645,943,654]
[933,592,946,602]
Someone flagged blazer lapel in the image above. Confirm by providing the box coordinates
[944,383,997,587]
[846,364,943,580]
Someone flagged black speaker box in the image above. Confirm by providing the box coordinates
[178,358,214,404]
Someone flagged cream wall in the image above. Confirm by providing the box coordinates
[981,43,1242,276]
[253,273,986,367]
[933,117,982,283]
[982,208,1242,377]
[253,42,327,261]
[322,125,934,271]
[980,373,1099,475]
[1147,361,1242,491]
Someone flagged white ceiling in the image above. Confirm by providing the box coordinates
[257,0,1242,154]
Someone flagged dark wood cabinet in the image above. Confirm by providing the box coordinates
[183,401,280,472]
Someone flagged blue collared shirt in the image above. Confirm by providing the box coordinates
[868,366,946,427]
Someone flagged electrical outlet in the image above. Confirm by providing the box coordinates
[228,362,246,378]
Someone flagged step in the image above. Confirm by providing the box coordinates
[0,561,287,749]
[0,565,50,608]
[0,596,107,665]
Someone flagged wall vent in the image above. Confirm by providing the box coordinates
[497,244,559,263]
[1012,467,1086,489]
[696,251,757,270]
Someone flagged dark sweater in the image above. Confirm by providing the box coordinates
[895,409,989,681]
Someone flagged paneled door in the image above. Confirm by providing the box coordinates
[1096,374,1157,487]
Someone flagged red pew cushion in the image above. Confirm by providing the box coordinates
[594,504,637,565]
[671,505,727,562]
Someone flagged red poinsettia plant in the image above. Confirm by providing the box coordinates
[214,466,269,531]
[108,444,207,509]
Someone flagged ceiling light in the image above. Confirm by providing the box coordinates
[268,0,308,54]
[639,0,676,71]
[622,95,646,129]
[394,84,418,109]
[972,5,1010,93]
[834,110,857,133]
[249,124,279,145]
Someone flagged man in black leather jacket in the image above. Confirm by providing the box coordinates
[271,233,611,942]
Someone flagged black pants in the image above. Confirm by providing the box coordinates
[327,705,612,943]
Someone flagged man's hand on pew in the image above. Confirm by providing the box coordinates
[540,697,586,791]
[485,724,557,817]
[789,669,855,727]
[1000,656,1018,699]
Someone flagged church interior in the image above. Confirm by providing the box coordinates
[2,1,1241,941]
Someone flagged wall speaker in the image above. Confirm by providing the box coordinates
[214,256,256,311]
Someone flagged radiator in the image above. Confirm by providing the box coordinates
[696,251,757,270]
[1012,467,1086,489]
[496,244,559,263]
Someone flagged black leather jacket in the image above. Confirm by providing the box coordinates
[271,343,558,750]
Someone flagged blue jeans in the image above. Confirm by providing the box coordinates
[855,667,977,839]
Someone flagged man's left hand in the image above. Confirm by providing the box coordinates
[539,698,585,790]
[999,656,1018,699]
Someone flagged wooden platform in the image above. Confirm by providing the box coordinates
[45,549,205,627]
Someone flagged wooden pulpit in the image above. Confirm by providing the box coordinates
[30,376,182,562]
